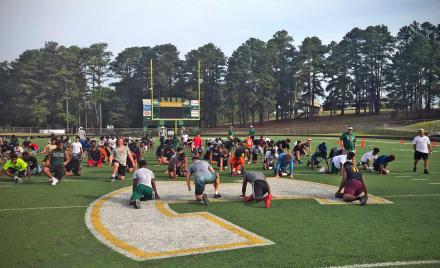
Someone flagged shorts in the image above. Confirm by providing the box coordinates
[253,180,269,199]
[344,179,364,196]
[414,150,428,161]
[194,172,217,195]
[50,166,65,180]
[112,160,127,176]
[252,153,258,160]
[130,184,153,201]
[6,168,26,178]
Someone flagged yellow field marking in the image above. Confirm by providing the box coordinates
[90,188,271,260]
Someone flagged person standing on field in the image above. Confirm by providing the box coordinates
[412,128,432,174]
[340,126,356,153]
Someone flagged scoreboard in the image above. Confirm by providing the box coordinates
[142,98,200,120]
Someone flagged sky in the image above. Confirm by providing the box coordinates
[1,0,439,61]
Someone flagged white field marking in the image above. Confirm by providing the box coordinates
[325,259,440,268]
[394,176,411,178]
[382,193,440,198]
[429,183,440,185]
[0,205,88,212]
[410,179,428,181]
[0,185,13,188]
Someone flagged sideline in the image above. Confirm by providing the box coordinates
[325,259,440,268]
[0,205,88,212]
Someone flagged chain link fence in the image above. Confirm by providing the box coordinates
[0,119,438,138]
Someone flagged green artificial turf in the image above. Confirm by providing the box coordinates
[0,136,439,267]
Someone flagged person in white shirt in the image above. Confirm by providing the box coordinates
[412,128,432,174]
[331,152,354,175]
[263,149,278,170]
[78,127,86,141]
[129,160,159,209]
[358,148,380,170]
[181,131,189,147]
[71,136,83,157]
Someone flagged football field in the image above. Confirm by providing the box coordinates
[0,136,439,267]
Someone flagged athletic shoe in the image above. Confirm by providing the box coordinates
[424,169,430,174]
[109,177,116,182]
[359,195,368,206]
[202,194,209,205]
[214,193,222,198]
[264,194,272,208]
[413,167,417,172]
[51,178,59,186]
[134,199,140,209]
[129,200,135,206]
[14,177,23,184]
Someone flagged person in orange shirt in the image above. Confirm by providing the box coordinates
[244,136,253,164]
[230,150,245,176]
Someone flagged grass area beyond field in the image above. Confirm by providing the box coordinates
[0,136,439,267]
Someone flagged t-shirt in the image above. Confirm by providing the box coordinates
[332,154,348,169]
[108,138,116,148]
[412,135,431,154]
[360,151,377,163]
[374,155,391,167]
[168,155,184,169]
[249,128,255,136]
[264,151,278,162]
[182,134,189,142]
[228,129,234,136]
[340,132,356,151]
[71,142,82,154]
[132,168,154,188]
[44,144,57,153]
[244,171,265,183]
[50,148,65,167]
[112,146,130,166]
[275,152,294,175]
[344,162,363,181]
[78,129,86,140]
[23,155,38,169]
[193,136,202,147]
[89,148,101,161]
[276,140,290,151]
[3,158,28,171]
[188,160,211,179]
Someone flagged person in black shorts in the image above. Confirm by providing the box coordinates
[241,171,272,208]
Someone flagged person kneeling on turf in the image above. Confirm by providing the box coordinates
[129,160,160,209]
[373,154,396,175]
[3,154,27,183]
[275,152,294,178]
[241,171,273,208]
[44,141,69,186]
[186,156,221,205]
[335,161,368,206]
[358,148,380,170]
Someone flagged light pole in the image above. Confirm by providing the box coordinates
[64,66,69,133]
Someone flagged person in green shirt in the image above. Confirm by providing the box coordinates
[340,126,356,152]
[3,154,27,183]
[43,141,69,186]
[228,126,234,138]
[249,125,255,140]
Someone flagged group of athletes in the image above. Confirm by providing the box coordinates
[0,125,433,209]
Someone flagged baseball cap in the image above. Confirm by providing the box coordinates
[347,126,353,130]
[418,128,424,132]
[307,138,312,141]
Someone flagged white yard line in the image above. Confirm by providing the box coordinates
[0,205,88,212]
[382,193,440,198]
[428,183,440,185]
[325,259,440,268]
[410,179,428,181]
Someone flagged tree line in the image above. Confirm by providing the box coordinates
[0,21,438,129]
